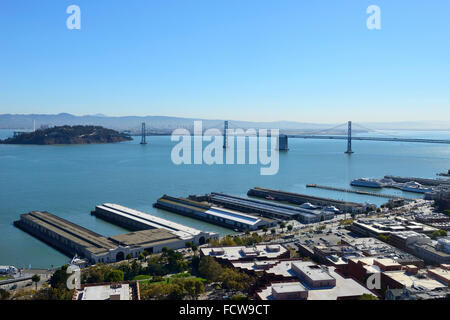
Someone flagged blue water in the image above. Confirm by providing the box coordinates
[1,129,449,268]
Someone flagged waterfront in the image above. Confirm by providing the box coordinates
[1,130,450,268]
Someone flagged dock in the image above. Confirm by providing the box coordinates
[153,195,276,231]
[385,175,450,187]
[14,210,216,264]
[208,192,334,224]
[91,203,216,245]
[247,187,376,213]
[305,184,416,201]
[437,170,450,177]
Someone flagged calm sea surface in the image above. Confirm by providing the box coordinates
[1,129,449,268]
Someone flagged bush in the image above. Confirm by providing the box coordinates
[50,265,70,288]
[198,256,223,282]
[0,288,10,300]
[218,268,255,291]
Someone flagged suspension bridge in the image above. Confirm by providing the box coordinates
[138,120,450,153]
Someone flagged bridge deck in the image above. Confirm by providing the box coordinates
[288,135,450,144]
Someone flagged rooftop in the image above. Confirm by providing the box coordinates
[201,244,288,261]
[257,266,374,300]
[75,283,132,300]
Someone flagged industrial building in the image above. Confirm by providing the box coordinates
[14,210,214,264]
[248,187,375,213]
[73,282,140,300]
[413,238,450,265]
[154,195,276,231]
[91,203,217,245]
[256,260,375,300]
[350,218,437,238]
[200,244,289,263]
[208,193,335,223]
[341,237,424,267]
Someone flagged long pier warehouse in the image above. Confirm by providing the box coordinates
[91,203,216,245]
[247,187,376,213]
[15,208,218,264]
[206,193,335,223]
[154,195,276,231]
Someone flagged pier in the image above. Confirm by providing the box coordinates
[154,195,276,231]
[14,210,213,264]
[385,175,450,187]
[91,203,216,245]
[305,184,416,201]
[208,192,334,223]
[247,187,376,213]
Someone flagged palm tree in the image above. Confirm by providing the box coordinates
[31,274,40,290]
[262,226,268,235]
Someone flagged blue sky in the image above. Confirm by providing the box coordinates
[0,0,449,123]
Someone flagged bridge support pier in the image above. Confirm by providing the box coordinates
[278,134,289,151]
[140,122,147,145]
[223,120,228,149]
[345,121,353,154]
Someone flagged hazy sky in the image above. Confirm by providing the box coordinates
[1,0,449,123]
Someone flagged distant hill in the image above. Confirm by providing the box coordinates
[0,113,448,133]
[0,125,132,145]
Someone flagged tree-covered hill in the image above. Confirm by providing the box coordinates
[0,125,132,145]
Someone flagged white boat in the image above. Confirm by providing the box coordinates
[350,178,382,188]
[401,181,433,194]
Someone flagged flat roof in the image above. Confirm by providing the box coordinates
[258,266,374,300]
[272,282,306,294]
[158,198,261,226]
[428,268,450,283]
[78,284,130,300]
[207,207,261,225]
[201,245,288,261]
[109,229,181,248]
[266,260,312,278]
[20,211,117,255]
[211,193,319,218]
[292,262,335,282]
[103,203,202,235]
[384,271,447,290]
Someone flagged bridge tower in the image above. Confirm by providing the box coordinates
[278,134,289,151]
[223,120,228,149]
[140,122,147,145]
[345,121,353,154]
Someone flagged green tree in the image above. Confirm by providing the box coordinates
[178,278,205,300]
[218,268,255,291]
[279,222,286,231]
[126,253,133,260]
[50,265,70,289]
[359,294,379,300]
[105,269,124,283]
[31,274,41,290]
[378,234,390,243]
[287,225,293,232]
[198,256,223,282]
[270,229,276,235]
[262,226,268,234]
[0,288,10,300]
[431,229,448,239]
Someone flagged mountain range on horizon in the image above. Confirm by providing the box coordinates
[1,113,449,132]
